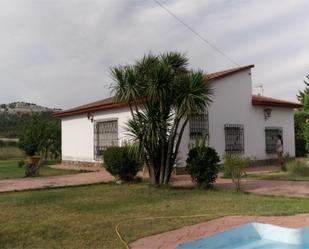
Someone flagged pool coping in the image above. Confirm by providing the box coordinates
[130,214,309,249]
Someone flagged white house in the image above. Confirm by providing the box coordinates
[55,65,302,168]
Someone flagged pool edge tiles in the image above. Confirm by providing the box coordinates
[176,223,309,249]
[176,223,260,249]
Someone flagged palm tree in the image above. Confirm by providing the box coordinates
[111,52,213,185]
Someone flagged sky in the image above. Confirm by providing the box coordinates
[0,0,309,109]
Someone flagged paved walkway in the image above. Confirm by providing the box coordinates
[0,170,114,192]
[130,214,309,249]
[171,174,309,198]
[1,165,309,197]
[217,178,309,198]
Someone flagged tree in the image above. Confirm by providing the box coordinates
[297,75,309,110]
[295,74,309,156]
[294,111,309,156]
[19,114,44,156]
[111,52,213,185]
[0,111,56,138]
[40,120,61,160]
[19,114,61,159]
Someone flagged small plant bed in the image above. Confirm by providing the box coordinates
[0,160,78,180]
[246,171,309,181]
[246,160,309,181]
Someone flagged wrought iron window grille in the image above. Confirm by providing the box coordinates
[224,124,244,154]
[94,120,118,160]
[189,110,209,142]
[265,127,282,154]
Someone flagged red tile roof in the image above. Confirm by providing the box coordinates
[207,64,254,80]
[54,96,123,118]
[252,95,302,108]
[54,64,257,118]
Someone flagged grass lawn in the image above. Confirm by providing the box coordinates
[0,160,78,180]
[1,184,309,248]
[0,146,24,160]
[246,171,309,181]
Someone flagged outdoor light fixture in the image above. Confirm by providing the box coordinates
[264,108,272,121]
[87,113,94,122]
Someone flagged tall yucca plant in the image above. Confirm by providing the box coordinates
[111,52,213,184]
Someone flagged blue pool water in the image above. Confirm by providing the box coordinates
[211,240,309,249]
[177,223,309,249]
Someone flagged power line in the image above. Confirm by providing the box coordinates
[152,0,240,67]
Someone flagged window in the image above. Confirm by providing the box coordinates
[94,120,118,160]
[265,127,282,154]
[189,110,209,141]
[224,124,244,154]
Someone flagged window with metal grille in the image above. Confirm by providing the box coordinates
[189,110,209,141]
[224,124,244,154]
[265,127,282,154]
[94,120,118,160]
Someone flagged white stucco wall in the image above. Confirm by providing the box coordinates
[61,107,132,162]
[61,68,296,165]
[178,69,296,166]
[62,115,94,162]
[248,106,295,160]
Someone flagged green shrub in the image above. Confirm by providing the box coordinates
[18,160,26,167]
[287,160,309,176]
[103,146,143,181]
[223,166,232,178]
[186,146,220,188]
[281,152,292,171]
[224,155,251,191]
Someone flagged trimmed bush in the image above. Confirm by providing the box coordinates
[287,160,309,176]
[186,146,220,188]
[103,146,142,181]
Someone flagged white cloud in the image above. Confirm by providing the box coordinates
[0,0,308,108]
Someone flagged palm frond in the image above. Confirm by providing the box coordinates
[175,70,213,115]
[160,51,189,73]
[110,65,140,103]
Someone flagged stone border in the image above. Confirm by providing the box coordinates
[61,160,102,171]
[130,214,309,249]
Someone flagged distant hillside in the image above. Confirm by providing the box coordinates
[0,102,62,138]
[0,102,61,114]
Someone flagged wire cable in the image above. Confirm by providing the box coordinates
[115,213,230,249]
[152,0,240,67]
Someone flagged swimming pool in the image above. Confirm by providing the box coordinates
[177,223,309,249]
